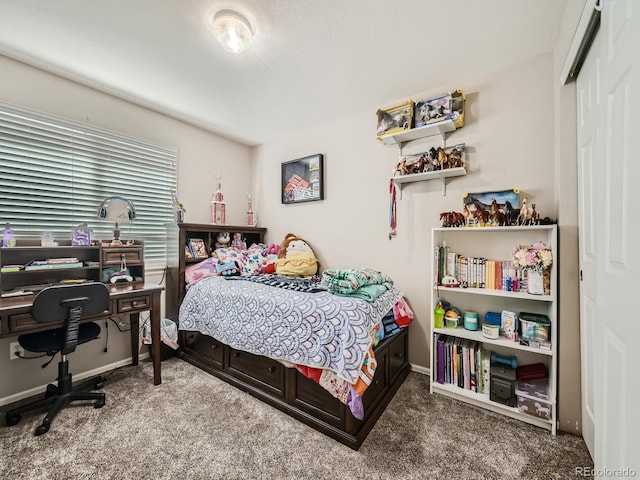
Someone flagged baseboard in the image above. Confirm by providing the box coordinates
[410,363,430,376]
[0,352,150,407]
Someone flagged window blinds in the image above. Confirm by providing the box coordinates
[0,101,177,263]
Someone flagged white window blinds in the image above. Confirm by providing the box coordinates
[0,101,177,263]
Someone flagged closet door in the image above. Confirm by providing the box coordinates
[576,29,600,460]
[596,0,639,472]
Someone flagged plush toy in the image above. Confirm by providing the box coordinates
[215,232,231,248]
[275,233,319,277]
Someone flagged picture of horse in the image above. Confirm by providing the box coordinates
[463,189,520,226]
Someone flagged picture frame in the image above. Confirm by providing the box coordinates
[281,154,324,204]
[463,188,521,226]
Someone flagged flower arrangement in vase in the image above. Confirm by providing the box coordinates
[511,242,553,295]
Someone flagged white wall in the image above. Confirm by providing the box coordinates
[0,54,251,402]
[252,52,585,429]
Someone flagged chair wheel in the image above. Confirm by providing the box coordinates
[6,413,21,426]
[95,382,104,390]
[94,396,106,408]
[35,423,49,436]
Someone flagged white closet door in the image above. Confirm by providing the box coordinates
[576,29,600,460]
[596,0,640,473]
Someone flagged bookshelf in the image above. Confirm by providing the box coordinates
[429,225,558,434]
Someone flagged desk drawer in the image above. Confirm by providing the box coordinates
[9,305,112,334]
[117,295,150,314]
[102,247,143,266]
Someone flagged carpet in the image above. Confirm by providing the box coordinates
[0,358,592,479]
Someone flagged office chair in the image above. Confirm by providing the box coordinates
[5,283,110,435]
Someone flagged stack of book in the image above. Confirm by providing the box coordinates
[24,257,83,271]
[435,333,490,394]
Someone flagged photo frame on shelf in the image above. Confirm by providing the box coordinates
[281,154,324,204]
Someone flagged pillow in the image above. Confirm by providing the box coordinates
[185,257,219,285]
[243,244,268,275]
[214,247,246,267]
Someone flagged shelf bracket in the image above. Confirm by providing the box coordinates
[441,178,447,196]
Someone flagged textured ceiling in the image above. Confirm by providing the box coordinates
[0,0,568,146]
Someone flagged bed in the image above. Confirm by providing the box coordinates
[175,233,411,450]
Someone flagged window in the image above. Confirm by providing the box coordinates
[0,101,177,265]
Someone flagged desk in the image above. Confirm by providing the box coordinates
[0,283,165,386]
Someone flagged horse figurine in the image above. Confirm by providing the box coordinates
[393,158,409,176]
[489,199,508,226]
[410,155,427,174]
[504,200,520,226]
[517,198,534,225]
[530,203,540,225]
[470,198,490,225]
[463,204,471,226]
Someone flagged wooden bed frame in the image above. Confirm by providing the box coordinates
[178,328,410,450]
[171,223,411,450]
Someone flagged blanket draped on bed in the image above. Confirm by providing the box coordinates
[179,276,402,384]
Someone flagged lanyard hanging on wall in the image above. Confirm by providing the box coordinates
[389,179,397,240]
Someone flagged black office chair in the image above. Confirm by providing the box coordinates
[5,283,110,435]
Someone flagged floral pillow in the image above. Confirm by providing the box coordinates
[214,247,246,267]
[243,244,268,275]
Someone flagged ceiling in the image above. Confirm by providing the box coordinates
[0,0,568,146]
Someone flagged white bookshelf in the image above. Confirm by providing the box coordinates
[430,225,558,434]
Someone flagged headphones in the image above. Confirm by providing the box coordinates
[97,196,136,221]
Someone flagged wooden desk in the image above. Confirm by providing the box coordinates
[0,283,165,386]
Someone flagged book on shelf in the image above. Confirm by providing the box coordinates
[24,262,84,271]
[1,264,24,273]
[187,238,209,259]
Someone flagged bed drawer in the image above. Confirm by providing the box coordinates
[292,371,345,429]
[362,350,388,412]
[388,329,408,382]
[182,332,223,368]
[227,348,285,397]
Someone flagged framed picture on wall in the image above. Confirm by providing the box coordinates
[281,154,324,204]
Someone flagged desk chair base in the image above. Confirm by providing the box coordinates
[5,358,105,436]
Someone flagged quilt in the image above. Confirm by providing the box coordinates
[179,275,402,384]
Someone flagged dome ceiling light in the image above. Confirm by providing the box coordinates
[210,9,254,54]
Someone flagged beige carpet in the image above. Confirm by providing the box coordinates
[0,358,592,479]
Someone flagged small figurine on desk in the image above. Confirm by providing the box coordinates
[2,223,15,247]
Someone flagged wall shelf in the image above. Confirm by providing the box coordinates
[391,166,466,197]
[379,119,456,148]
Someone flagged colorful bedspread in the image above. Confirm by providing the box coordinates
[179,275,402,384]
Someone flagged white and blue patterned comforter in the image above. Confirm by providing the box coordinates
[179,276,403,384]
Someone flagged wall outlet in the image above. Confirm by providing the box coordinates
[9,341,24,360]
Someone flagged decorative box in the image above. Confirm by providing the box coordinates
[376,99,414,138]
[516,380,552,420]
[414,88,466,129]
[519,312,551,342]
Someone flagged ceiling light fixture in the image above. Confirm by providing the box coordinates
[211,9,254,54]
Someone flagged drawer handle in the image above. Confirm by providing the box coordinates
[268,366,276,373]
[395,352,403,359]
[233,352,240,358]
[131,301,138,308]
[211,344,218,350]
